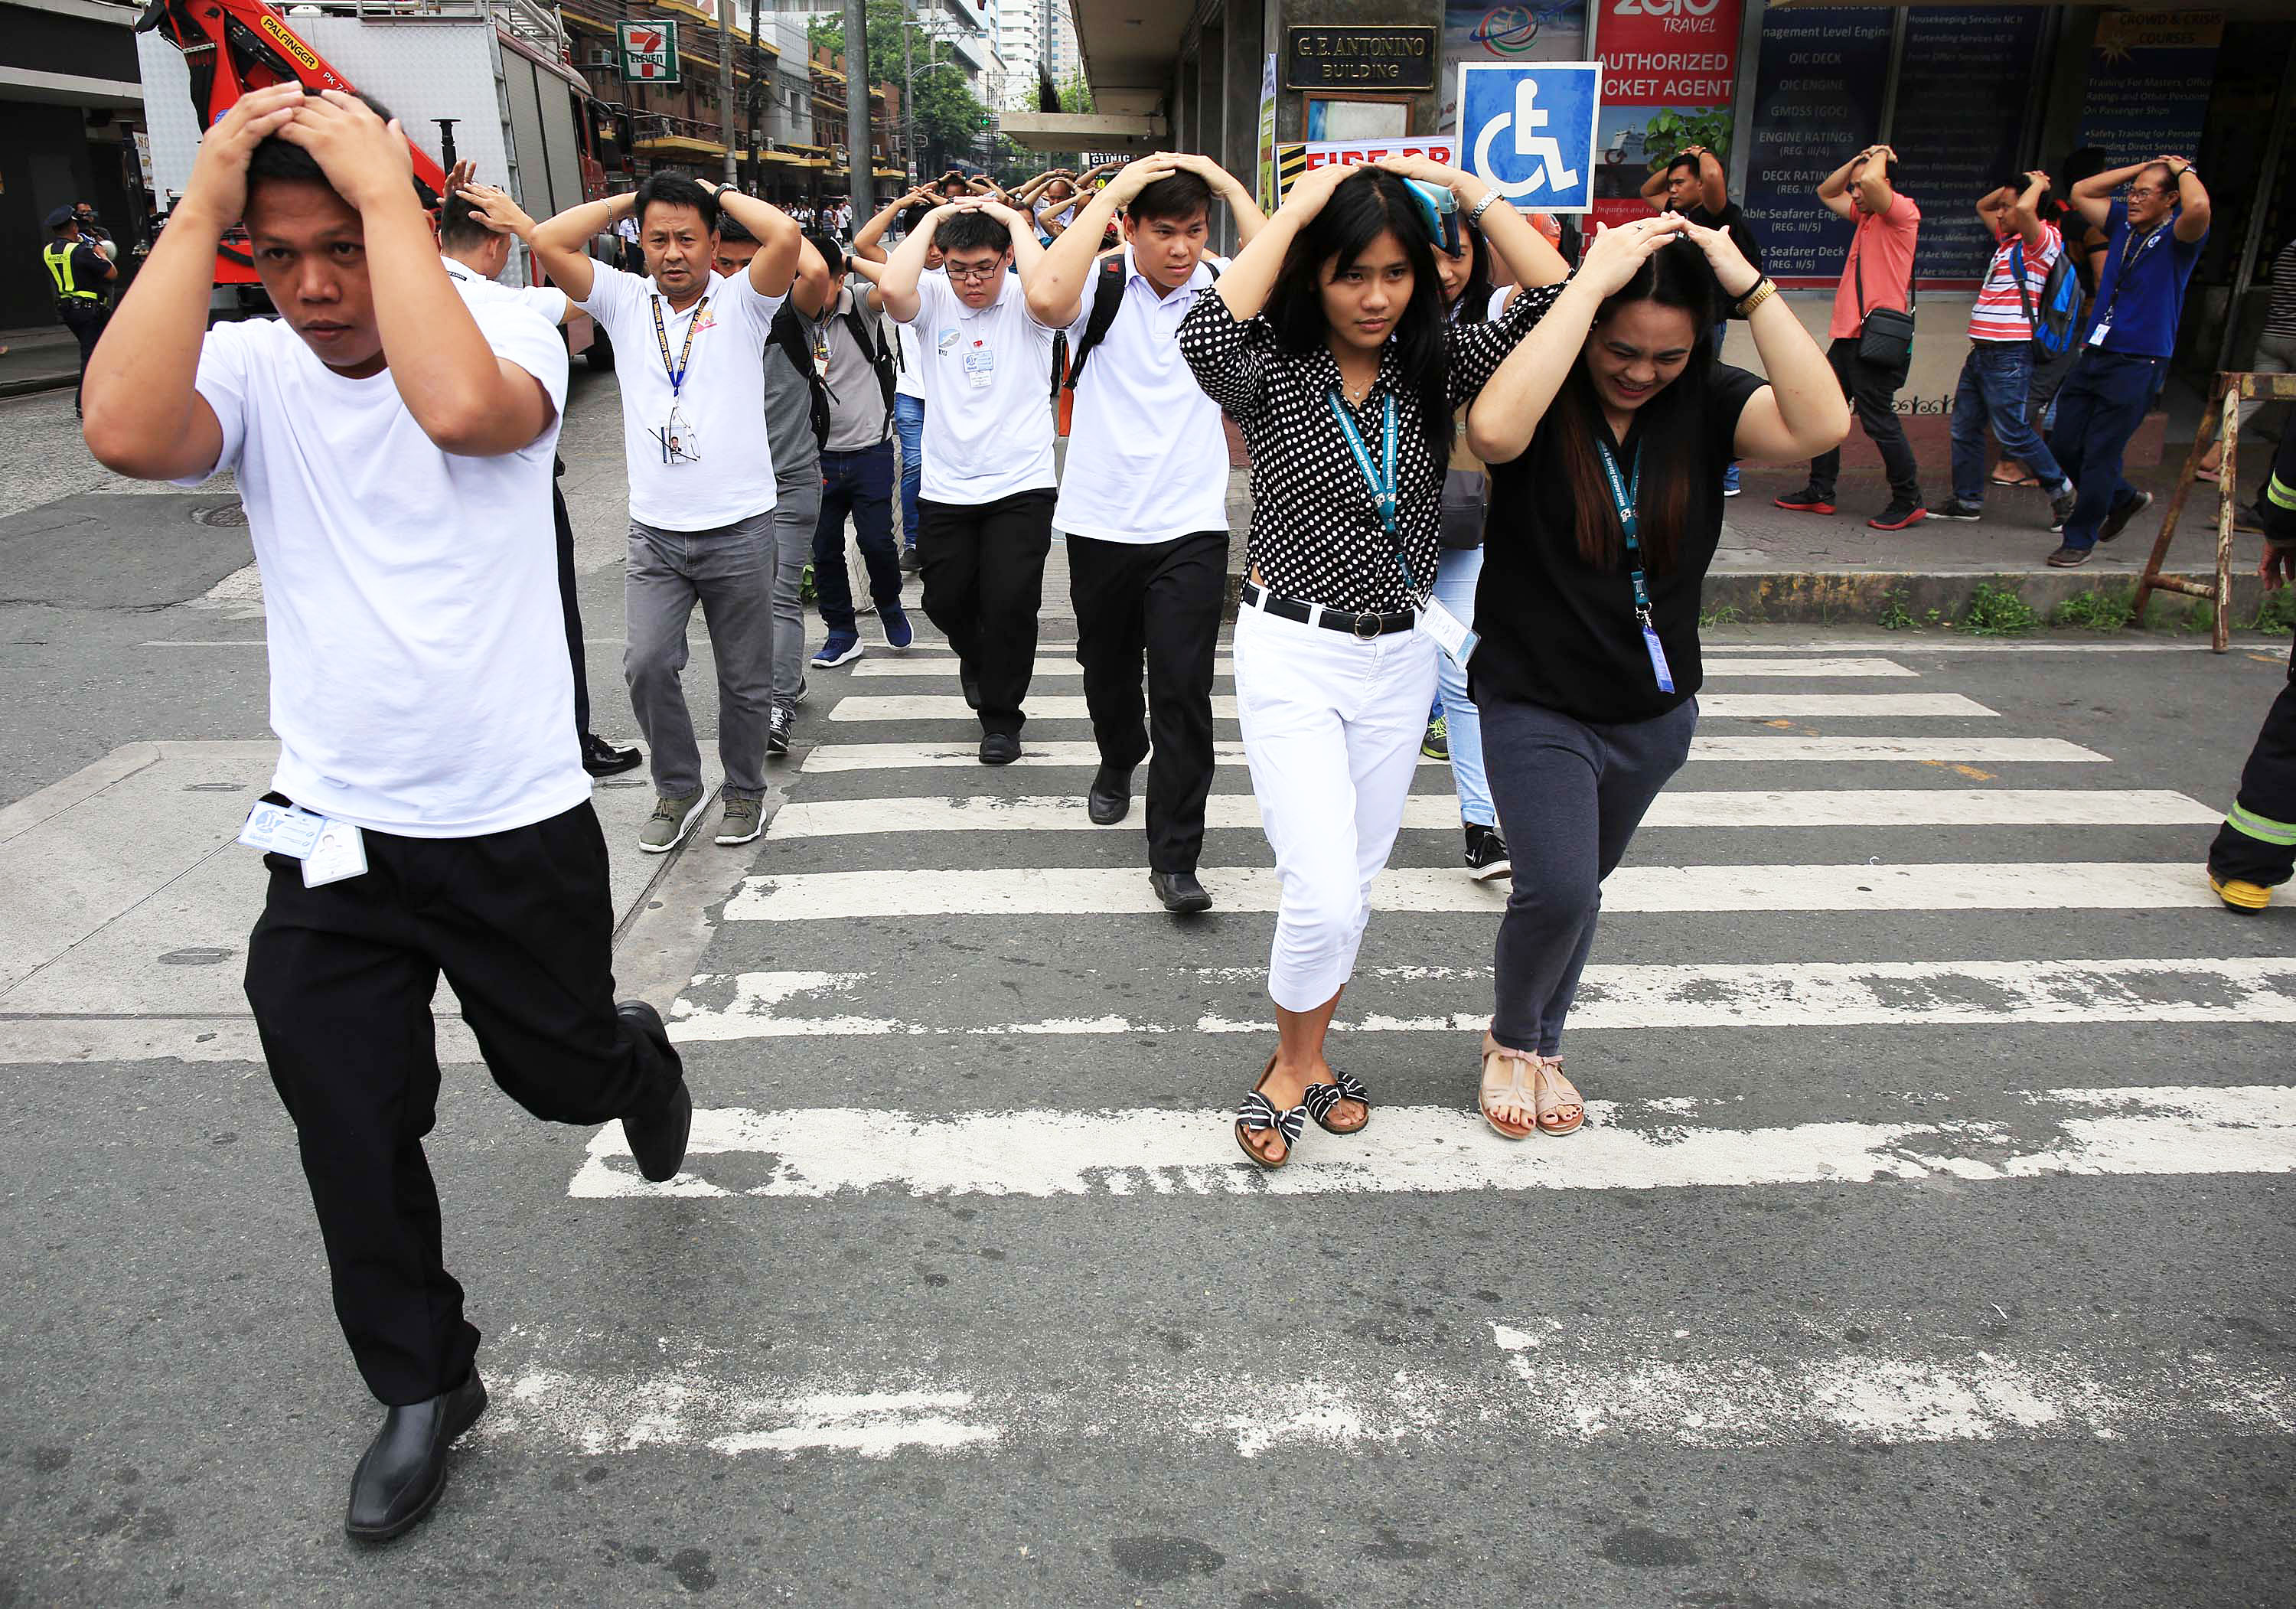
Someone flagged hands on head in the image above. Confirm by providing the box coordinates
[1574,211,1691,296]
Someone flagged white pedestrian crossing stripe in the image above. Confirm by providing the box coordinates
[722,862,2217,921]
[827,693,2000,723]
[797,736,2110,771]
[847,656,1919,680]
[664,958,2296,1041]
[568,1084,2296,1199]
[765,788,2218,840]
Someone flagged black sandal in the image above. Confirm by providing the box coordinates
[1303,1070,1371,1135]
[1234,1056,1307,1169]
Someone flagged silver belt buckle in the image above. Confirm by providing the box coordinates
[1352,610,1381,641]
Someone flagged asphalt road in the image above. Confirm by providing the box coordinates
[3,377,2294,1608]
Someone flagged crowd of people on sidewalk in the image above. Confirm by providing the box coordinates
[66,87,2294,1545]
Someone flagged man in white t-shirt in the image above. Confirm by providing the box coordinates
[880,197,1086,764]
[850,184,943,570]
[530,174,801,851]
[78,86,693,1545]
[437,175,644,782]
[1025,153,1262,913]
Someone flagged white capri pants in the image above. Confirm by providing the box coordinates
[1234,602,1441,1011]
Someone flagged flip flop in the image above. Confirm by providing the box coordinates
[1234,1055,1307,1169]
[1990,469,2042,488]
[1303,1069,1371,1135]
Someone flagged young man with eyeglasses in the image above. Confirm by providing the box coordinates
[529,175,804,850]
[2042,156,2212,568]
[879,197,1088,765]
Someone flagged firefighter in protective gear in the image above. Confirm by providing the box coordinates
[43,204,117,416]
[2208,419,2296,911]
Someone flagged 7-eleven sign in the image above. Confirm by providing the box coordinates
[618,20,680,84]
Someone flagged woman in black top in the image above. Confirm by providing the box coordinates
[1178,158,1566,1168]
[1463,214,1848,1138]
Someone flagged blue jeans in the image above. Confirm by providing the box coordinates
[1951,342,2070,504]
[2045,349,2165,550]
[1433,544,1493,827]
[893,393,925,550]
[812,440,901,634]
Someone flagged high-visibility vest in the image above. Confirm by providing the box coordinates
[44,241,99,302]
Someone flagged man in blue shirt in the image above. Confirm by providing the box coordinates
[2043,156,2210,566]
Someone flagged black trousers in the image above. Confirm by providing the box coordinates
[244,800,672,1406]
[60,300,106,413]
[1067,530,1225,872]
[917,488,1054,738]
[1809,336,1922,502]
[2209,636,2296,888]
[552,481,592,739]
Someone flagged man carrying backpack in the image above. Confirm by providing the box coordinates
[1023,152,1264,912]
[1928,171,2079,528]
[802,228,912,673]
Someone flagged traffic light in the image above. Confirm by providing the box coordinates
[978,110,991,129]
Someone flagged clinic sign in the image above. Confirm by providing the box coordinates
[618,20,680,85]
[1283,24,1440,92]
[1456,60,1602,214]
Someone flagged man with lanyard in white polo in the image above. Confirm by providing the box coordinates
[530,175,803,851]
[1024,151,1265,913]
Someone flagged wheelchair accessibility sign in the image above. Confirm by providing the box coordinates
[1457,61,1601,215]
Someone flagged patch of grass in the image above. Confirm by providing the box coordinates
[2049,585,2136,632]
[1698,602,1743,628]
[1877,590,1916,631]
[2249,586,2296,635]
[2177,599,2216,635]
[1955,580,2042,636]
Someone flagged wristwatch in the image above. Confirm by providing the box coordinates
[1735,276,1777,318]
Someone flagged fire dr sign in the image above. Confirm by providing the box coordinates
[619,21,680,85]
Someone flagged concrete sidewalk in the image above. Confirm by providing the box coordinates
[0,325,83,400]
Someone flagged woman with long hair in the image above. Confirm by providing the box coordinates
[1177,158,1567,1167]
[1463,214,1848,1138]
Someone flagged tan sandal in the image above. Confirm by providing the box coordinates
[1534,1057,1583,1137]
[1234,1055,1306,1169]
[1478,1033,1538,1141]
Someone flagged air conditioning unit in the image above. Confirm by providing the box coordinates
[583,45,615,69]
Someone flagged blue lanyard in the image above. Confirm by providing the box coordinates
[651,292,707,400]
[2096,221,2165,329]
[1326,387,1427,599]
[1596,435,1675,694]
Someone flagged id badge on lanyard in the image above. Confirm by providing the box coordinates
[652,293,707,465]
[1596,439,1675,694]
[2089,224,2161,349]
[1326,388,1479,668]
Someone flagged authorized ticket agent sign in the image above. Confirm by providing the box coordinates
[1456,62,1602,216]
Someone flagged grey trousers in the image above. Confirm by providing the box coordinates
[768,473,820,713]
[625,512,776,801]
[1482,693,1699,1056]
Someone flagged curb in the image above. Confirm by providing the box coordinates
[1220,566,2281,634]
[0,372,77,400]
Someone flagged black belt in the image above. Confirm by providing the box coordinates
[1241,580,1414,639]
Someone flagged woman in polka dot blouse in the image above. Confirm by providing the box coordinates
[1176,157,1568,1169]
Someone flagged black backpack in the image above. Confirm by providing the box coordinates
[1049,253,1223,399]
[768,304,831,448]
[837,298,899,429]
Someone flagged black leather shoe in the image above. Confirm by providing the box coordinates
[617,1001,692,1182]
[344,1369,488,1542]
[1087,765,1132,825]
[582,733,642,777]
[1150,870,1214,914]
[979,732,1020,766]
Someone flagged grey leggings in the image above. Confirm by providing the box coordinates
[1483,694,1698,1056]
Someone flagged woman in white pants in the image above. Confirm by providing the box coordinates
[1177,158,1564,1167]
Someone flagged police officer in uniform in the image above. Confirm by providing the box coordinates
[2208,419,2296,912]
[44,204,117,415]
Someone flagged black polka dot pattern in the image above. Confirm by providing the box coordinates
[1177,280,1564,615]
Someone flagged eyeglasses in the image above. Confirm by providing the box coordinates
[2128,184,2174,198]
[945,260,1003,283]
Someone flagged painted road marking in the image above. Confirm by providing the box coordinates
[722,862,2214,922]
[848,657,1919,680]
[766,789,2217,840]
[568,1083,2296,1199]
[482,1328,2295,1457]
[827,694,1998,723]
[663,957,2296,1042]
[798,737,2106,772]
